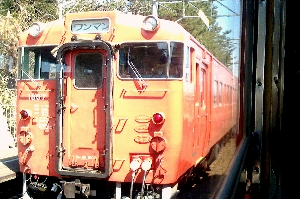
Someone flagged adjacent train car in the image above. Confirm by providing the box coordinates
[16,10,238,199]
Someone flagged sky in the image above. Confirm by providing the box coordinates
[213,0,241,76]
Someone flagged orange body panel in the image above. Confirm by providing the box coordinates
[109,80,184,183]
[17,80,58,176]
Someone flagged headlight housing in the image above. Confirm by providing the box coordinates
[142,15,160,32]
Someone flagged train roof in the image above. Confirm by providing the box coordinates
[18,10,189,47]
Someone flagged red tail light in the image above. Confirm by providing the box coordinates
[152,112,165,124]
[20,109,32,120]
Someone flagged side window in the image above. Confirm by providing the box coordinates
[214,80,218,106]
[170,42,184,78]
[219,82,223,106]
[74,53,103,88]
[200,68,206,108]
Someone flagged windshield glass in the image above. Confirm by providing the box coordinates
[18,46,58,80]
[118,42,183,79]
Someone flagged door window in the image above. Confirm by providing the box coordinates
[74,52,103,88]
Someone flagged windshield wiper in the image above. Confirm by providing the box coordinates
[127,48,148,89]
[21,69,42,88]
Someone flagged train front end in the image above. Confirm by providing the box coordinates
[16,11,187,198]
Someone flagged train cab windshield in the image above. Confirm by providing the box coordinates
[18,46,58,80]
[118,41,183,79]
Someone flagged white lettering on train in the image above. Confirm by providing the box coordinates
[28,93,47,100]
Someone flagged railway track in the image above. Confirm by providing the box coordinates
[0,176,23,199]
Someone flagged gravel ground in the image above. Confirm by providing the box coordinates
[177,136,238,199]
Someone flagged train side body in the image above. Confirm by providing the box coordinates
[16,11,238,198]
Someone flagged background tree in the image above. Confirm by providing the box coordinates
[0,0,58,141]
[156,1,235,67]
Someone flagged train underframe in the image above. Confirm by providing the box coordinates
[17,129,235,199]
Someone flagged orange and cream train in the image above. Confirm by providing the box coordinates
[16,10,238,199]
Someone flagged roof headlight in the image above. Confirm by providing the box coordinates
[142,15,160,32]
[29,22,45,37]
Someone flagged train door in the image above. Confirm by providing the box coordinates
[195,63,209,156]
[199,65,209,156]
[55,42,113,178]
[195,63,201,149]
